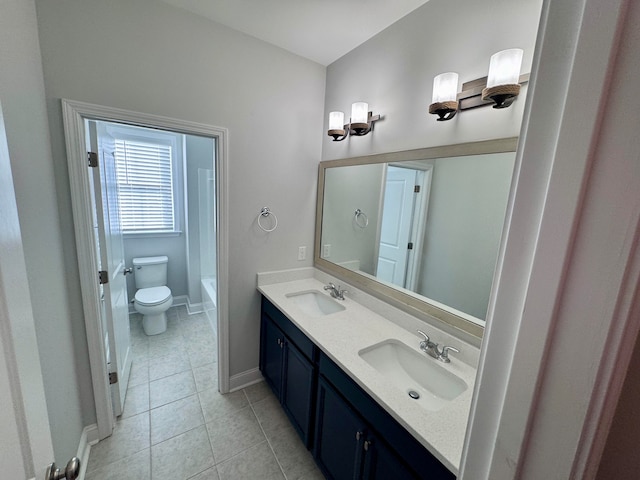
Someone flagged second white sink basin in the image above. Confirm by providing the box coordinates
[285,290,346,317]
[359,339,468,411]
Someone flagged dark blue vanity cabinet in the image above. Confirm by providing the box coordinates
[259,296,456,480]
[260,297,316,447]
[314,376,416,480]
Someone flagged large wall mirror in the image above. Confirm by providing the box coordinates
[314,138,518,338]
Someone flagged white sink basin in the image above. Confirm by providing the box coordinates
[285,290,346,317]
[358,339,467,411]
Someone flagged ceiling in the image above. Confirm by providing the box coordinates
[159,0,431,66]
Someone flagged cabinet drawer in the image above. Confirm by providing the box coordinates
[262,297,316,361]
[319,353,455,480]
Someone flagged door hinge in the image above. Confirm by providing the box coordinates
[408,242,414,250]
[98,270,109,284]
[109,372,118,384]
[87,151,98,167]
[414,185,420,193]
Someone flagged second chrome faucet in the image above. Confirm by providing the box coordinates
[417,330,459,363]
[324,283,347,300]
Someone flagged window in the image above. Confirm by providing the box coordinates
[110,126,182,235]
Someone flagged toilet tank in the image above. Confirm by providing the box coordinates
[133,256,168,289]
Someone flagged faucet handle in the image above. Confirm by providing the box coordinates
[439,345,460,363]
[324,283,335,291]
[417,330,430,343]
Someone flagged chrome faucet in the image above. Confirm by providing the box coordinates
[417,330,460,363]
[324,283,347,300]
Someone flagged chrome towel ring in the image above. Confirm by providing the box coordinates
[354,209,369,228]
[258,207,278,232]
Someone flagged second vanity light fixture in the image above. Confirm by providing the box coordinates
[429,48,527,121]
[328,102,381,141]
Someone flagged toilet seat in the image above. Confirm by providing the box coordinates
[135,286,172,306]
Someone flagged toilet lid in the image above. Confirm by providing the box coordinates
[135,286,171,306]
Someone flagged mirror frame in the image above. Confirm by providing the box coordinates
[314,137,519,339]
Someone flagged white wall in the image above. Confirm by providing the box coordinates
[0,0,90,462]
[322,163,384,274]
[34,0,326,386]
[322,0,542,162]
[419,153,515,319]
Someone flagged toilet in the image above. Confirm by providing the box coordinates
[133,256,173,336]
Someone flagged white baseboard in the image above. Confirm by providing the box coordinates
[228,368,264,392]
[77,424,99,479]
[186,300,204,315]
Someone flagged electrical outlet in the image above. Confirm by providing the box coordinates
[323,244,331,258]
[297,246,306,261]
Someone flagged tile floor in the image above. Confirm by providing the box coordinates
[85,305,324,480]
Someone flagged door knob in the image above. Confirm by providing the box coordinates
[46,457,80,480]
[123,267,133,275]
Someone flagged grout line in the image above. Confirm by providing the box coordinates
[247,395,289,480]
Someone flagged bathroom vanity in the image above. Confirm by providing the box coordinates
[258,271,478,479]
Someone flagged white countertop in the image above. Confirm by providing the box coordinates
[257,272,477,475]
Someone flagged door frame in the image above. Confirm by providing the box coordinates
[62,99,230,439]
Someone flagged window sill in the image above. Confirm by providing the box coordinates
[123,231,183,239]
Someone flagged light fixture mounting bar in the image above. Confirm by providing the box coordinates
[346,112,381,136]
[458,73,530,110]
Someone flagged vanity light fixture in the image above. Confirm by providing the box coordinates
[481,48,524,108]
[328,102,381,141]
[428,72,459,121]
[428,48,527,122]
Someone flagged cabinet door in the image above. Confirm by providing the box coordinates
[282,340,315,447]
[362,434,417,480]
[260,314,284,398]
[314,377,366,480]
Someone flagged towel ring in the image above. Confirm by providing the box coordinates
[258,207,278,232]
[354,209,369,228]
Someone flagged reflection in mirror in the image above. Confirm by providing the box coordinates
[315,139,518,336]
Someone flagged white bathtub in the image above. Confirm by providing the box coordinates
[201,277,217,331]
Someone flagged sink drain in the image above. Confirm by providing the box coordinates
[408,390,420,400]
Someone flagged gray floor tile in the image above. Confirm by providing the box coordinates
[193,363,219,392]
[89,308,320,480]
[243,380,272,404]
[150,394,204,445]
[199,388,248,423]
[149,350,191,381]
[187,341,217,368]
[86,412,150,472]
[267,421,318,480]
[150,370,196,408]
[129,359,150,388]
[252,394,290,438]
[206,406,266,464]
[122,383,149,418]
[85,448,150,480]
[132,342,150,363]
[148,333,185,359]
[188,467,220,480]
[216,441,285,480]
[151,425,214,479]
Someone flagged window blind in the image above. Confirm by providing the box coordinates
[114,139,175,233]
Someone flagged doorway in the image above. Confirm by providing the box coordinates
[62,99,229,440]
[375,163,432,291]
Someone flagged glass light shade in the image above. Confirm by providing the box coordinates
[486,48,524,88]
[432,72,459,103]
[351,102,369,124]
[329,111,345,130]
